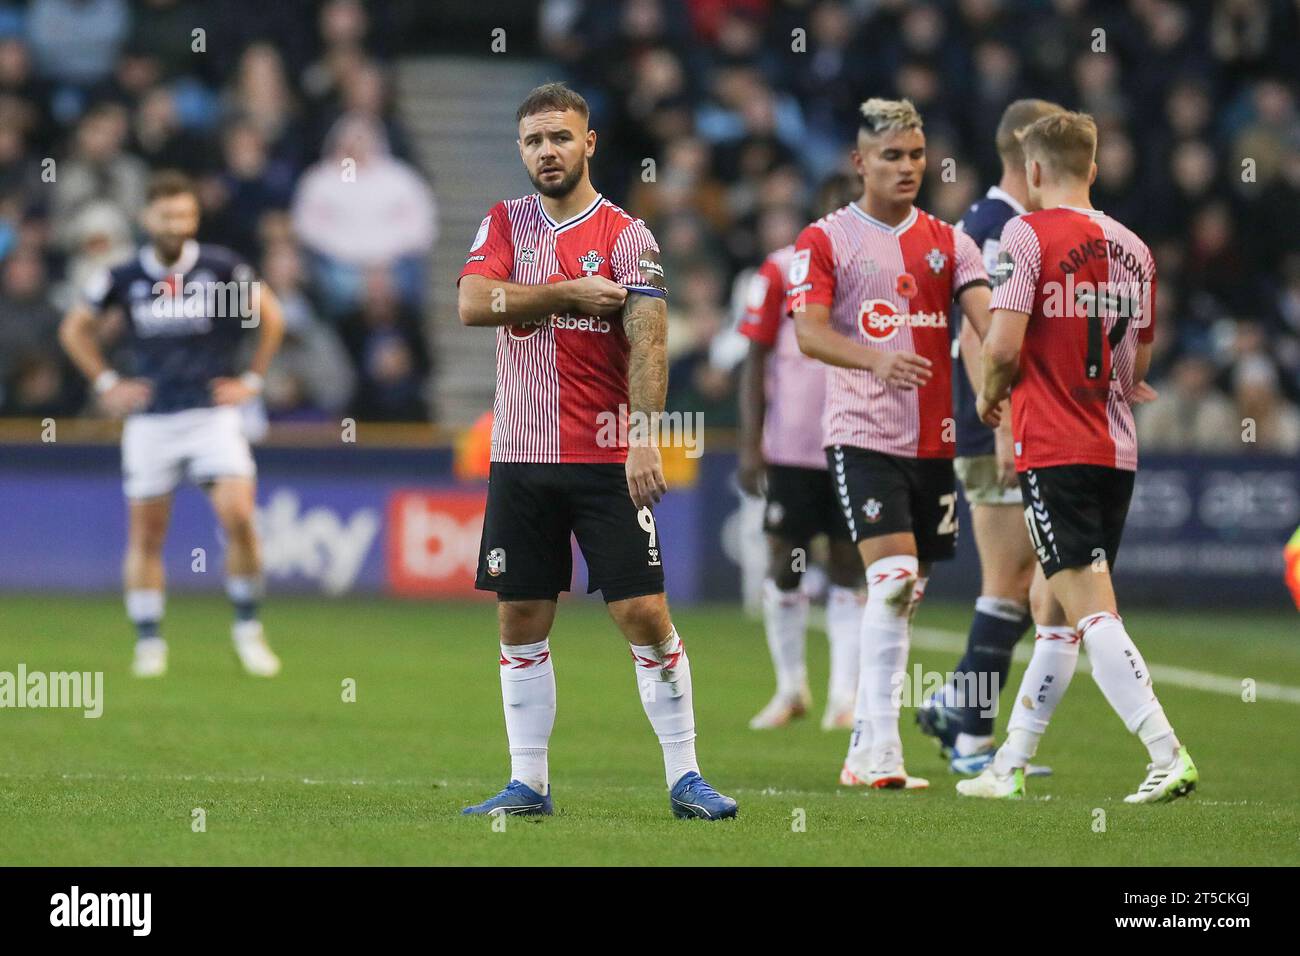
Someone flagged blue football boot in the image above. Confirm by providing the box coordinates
[915,693,961,758]
[669,772,738,820]
[461,780,552,816]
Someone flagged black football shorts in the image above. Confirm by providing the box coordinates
[763,464,853,543]
[476,461,665,603]
[826,445,958,562]
[1019,464,1135,578]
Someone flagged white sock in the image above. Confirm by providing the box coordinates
[993,625,1080,773]
[125,588,165,641]
[846,555,918,767]
[955,732,994,756]
[499,639,556,795]
[825,585,862,705]
[630,628,699,788]
[1078,612,1179,764]
[761,579,808,697]
[909,575,929,620]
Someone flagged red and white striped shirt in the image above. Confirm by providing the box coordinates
[990,206,1156,472]
[789,203,987,459]
[737,245,829,470]
[458,192,666,463]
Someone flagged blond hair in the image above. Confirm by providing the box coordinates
[858,98,923,137]
[996,98,1067,168]
[1018,111,1098,181]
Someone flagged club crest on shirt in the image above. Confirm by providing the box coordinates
[862,498,883,523]
[487,547,506,577]
[519,248,536,264]
[578,250,605,274]
[925,247,947,274]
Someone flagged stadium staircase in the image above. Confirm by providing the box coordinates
[396,56,552,426]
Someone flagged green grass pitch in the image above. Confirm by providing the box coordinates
[1,595,1296,866]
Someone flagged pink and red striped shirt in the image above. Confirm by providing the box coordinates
[458,192,666,463]
[789,203,987,459]
[990,206,1156,472]
[737,244,829,470]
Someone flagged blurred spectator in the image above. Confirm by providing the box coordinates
[0,36,57,154]
[301,0,371,106]
[54,199,132,310]
[200,119,295,258]
[130,87,210,171]
[338,267,431,422]
[290,115,436,316]
[1234,355,1300,454]
[49,101,147,250]
[666,264,736,426]
[126,0,204,82]
[222,42,303,169]
[0,248,80,414]
[258,242,356,420]
[1136,354,1239,453]
[27,0,129,89]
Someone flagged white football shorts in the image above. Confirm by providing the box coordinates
[121,405,256,500]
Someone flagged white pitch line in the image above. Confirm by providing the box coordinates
[910,626,1300,705]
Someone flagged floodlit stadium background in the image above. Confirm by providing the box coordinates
[1,0,1297,609]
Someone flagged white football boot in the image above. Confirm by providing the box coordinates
[748,684,811,729]
[956,766,1025,799]
[233,621,281,677]
[840,743,929,790]
[820,696,855,731]
[1124,748,1198,804]
[131,638,167,678]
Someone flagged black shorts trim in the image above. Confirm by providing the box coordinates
[827,445,958,563]
[1020,465,1134,578]
[763,465,852,543]
[476,462,666,602]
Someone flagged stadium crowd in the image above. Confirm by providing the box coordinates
[1,0,1297,452]
[0,0,437,422]
[544,0,1300,452]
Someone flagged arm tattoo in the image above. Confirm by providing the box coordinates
[623,292,668,417]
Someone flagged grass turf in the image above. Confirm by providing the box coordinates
[0,595,1296,866]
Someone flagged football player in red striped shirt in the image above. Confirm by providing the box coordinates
[959,111,1197,803]
[456,83,735,820]
[791,99,995,790]
[737,182,865,733]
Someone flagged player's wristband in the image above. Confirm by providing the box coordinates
[93,370,120,395]
[239,372,264,395]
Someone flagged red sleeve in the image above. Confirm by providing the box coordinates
[1138,253,1157,343]
[457,202,513,283]
[737,258,785,347]
[788,225,835,308]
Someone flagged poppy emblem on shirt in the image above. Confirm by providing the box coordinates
[896,273,918,299]
[925,247,947,274]
[578,250,605,274]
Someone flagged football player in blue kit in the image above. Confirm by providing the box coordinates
[60,171,285,678]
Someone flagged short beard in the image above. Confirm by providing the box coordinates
[530,157,585,198]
